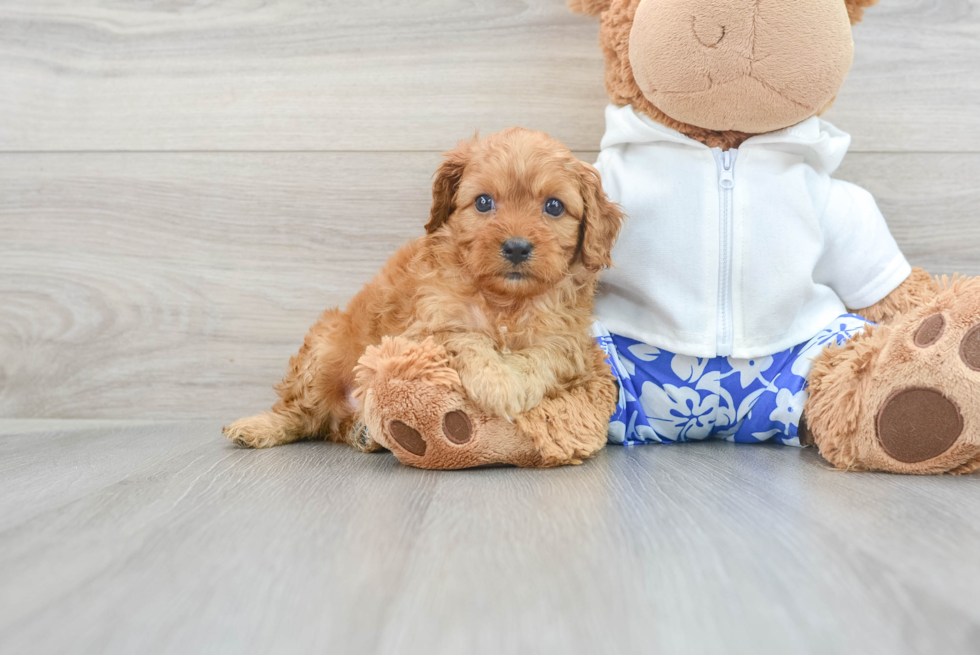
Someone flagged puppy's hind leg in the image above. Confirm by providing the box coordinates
[225,338,332,449]
[225,403,379,451]
[225,307,374,450]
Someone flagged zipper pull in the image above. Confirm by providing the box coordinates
[719,151,735,189]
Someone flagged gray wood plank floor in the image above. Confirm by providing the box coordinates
[2,420,979,655]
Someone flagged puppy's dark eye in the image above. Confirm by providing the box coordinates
[475,194,495,213]
[544,198,565,218]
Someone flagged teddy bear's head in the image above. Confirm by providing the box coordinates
[570,0,878,147]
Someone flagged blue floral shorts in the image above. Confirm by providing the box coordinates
[594,315,870,446]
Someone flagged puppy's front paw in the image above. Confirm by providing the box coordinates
[519,383,546,415]
[459,365,527,419]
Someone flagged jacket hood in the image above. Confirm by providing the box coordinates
[599,104,853,175]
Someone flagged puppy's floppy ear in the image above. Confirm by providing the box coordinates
[426,140,474,234]
[844,0,879,24]
[567,0,612,17]
[576,161,624,273]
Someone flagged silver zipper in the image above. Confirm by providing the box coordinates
[713,148,737,357]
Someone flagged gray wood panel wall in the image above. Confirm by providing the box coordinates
[2,0,979,420]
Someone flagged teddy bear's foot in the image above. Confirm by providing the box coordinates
[351,337,542,469]
[807,276,980,474]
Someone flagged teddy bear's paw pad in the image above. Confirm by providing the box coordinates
[914,313,946,347]
[389,420,427,456]
[960,324,980,370]
[442,410,472,444]
[876,388,964,463]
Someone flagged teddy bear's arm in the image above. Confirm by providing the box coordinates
[848,268,939,325]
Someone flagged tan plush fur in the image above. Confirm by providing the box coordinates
[844,0,881,24]
[225,128,624,468]
[628,0,854,134]
[808,276,980,474]
[570,0,877,149]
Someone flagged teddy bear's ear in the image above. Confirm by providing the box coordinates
[425,138,475,234]
[567,0,613,18]
[844,0,880,24]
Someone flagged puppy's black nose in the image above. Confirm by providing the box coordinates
[501,238,533,265]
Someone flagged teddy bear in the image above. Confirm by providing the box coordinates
[567,0,980,473]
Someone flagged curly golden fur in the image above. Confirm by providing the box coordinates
[224,128,624,460]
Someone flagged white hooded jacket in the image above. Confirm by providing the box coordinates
[593,104,911,359]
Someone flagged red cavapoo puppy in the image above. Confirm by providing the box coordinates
[225,128,624,468]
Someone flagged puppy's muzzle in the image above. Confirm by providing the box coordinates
[501,238,533,265]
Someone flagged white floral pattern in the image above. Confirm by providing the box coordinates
[769,388,808,434]
[627,343,662,362]
[594,314,869,446]
[726,356,774,388]
[640,382,716,441]
[670,355,709,383]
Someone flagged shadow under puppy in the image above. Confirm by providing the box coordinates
[225,128,625,468]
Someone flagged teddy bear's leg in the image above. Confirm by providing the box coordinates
[353,337,615,469]
[806,277,980,474]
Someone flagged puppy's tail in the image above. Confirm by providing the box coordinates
[352,336,461,404]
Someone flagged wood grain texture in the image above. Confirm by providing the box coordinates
[1,0,978,153]
[0,151,439,419]
[2,151,979,420]
[0,420,978,655]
